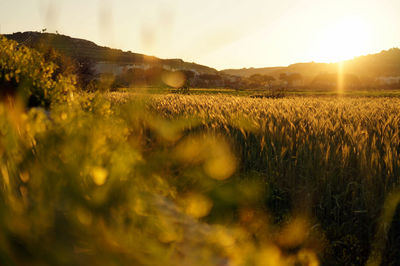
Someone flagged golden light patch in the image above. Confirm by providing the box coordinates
[256,245,283,266]
[158,221,183,243]
[297,249,320,266]
[175,135,237,180]
[277,217,309,248]
[204,150,236,180]
[133,198,147,216]
[204,139,236,180]
[213,227,235,247]
[162,71,185,88]
[19,171,30,183]
[175,137,203,163]
[60,112,67,120]
[183,192,213,218]
[91,166,108,186]
[1,166,10,186]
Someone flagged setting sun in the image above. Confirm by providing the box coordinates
[312,16,371,62]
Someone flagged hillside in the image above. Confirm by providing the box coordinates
[345,48,400,77]
[5,31,218,74]
[222,49,400,80]
[221,67,286,77]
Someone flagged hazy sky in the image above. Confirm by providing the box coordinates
[1,0,399,70]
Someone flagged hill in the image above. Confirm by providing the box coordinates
[4,31,218,75]
[221,67,286,78]
[222,49,400,81]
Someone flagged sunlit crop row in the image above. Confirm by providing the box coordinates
[148,94,400,185]
[108,92,400,265]
[2,88,400,265]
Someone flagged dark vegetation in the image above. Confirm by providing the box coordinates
[0,36,75,107]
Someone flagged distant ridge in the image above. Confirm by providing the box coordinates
[4,31,218,74]
[222,48,400,79]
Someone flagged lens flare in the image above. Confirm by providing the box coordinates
[337,61,345,94]
[162,71,185,88]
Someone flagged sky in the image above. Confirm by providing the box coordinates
[0,0,399,70]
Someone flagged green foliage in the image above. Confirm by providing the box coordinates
[0,36,76,107]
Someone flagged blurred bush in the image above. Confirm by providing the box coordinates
[0,36,75,107]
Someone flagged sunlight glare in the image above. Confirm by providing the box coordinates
[337,61,345,94]
[312,16,370,63]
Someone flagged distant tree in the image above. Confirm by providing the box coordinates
[311,73,336,89]
[197,73,223,88]
[278,73,303,87]
[247,74,275,89]
[248,74,263,84]
[181,70,195,80]
[311,73,361,89]
[286,73,303,86]
[76,57,95,89]
[41,47,77,77]
[144,67,164,86]
[199,73,221,80]
[180,70,196,87]
[34,42,96,90]
[132,68,146,86]
[279,73,287,81]
[262,75,275,88]
[344,73,361,89]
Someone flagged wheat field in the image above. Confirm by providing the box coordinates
[109,92,400,265]
[1,90,400,265]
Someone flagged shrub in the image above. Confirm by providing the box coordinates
[0,36,76,108]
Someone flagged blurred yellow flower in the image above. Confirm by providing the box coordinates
[183,192,213,218]
[91,166,108,186]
